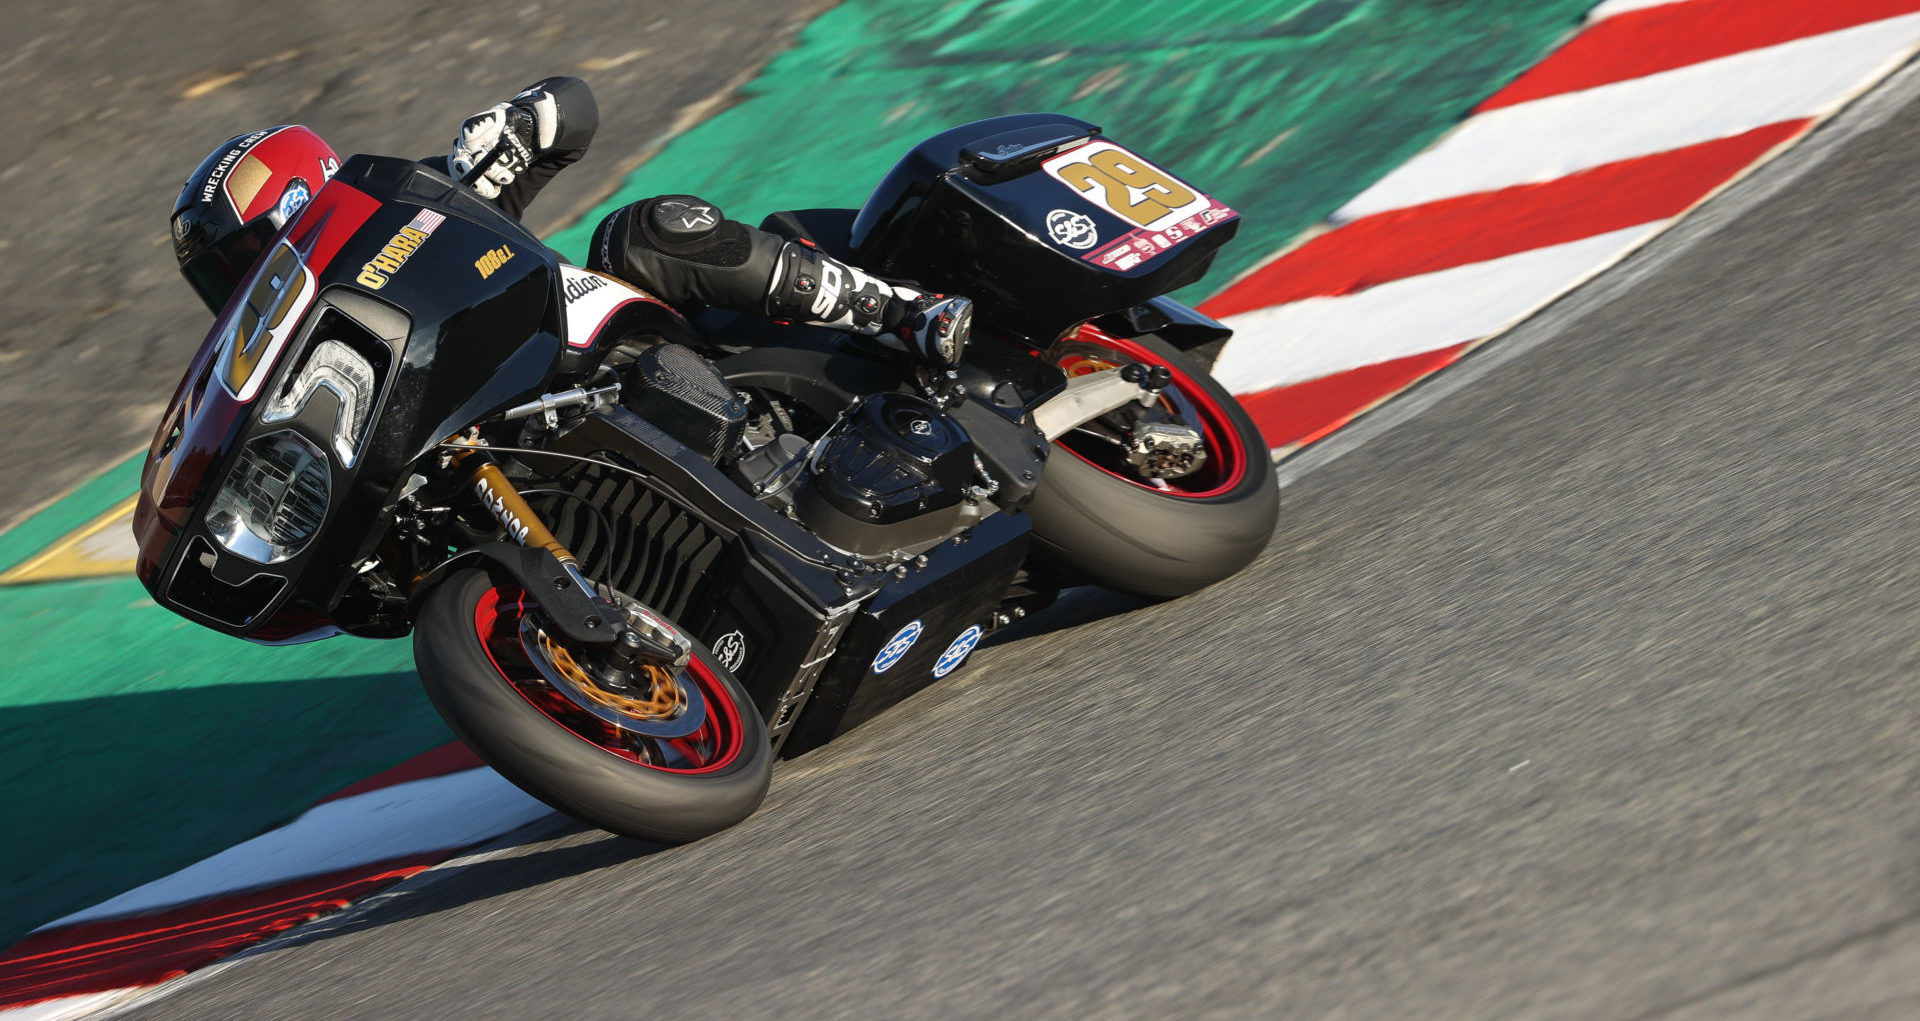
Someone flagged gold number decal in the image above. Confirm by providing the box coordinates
[1055,150,1198,228]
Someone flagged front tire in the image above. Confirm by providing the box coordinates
[414,569,771,844]
[1027,331,1279,598]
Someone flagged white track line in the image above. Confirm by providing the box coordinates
[1212,223,1664,394]
[1337,14,1920,219]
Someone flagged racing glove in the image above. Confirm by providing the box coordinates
[447,76,597,217]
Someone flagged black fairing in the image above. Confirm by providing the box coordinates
[851,114,1239,343]
[141,155,566,643]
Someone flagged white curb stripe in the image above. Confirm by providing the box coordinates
[1587,0,1696,19]
[0,991,138,1021]
[40,768,547,930]
[1337,14,1920,220]
[1212,224,1663,394]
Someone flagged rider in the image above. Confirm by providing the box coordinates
[168,76,969,367]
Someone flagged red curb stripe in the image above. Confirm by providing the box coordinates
[1240,346,1470,450]
[1200,119,1808,319]
[318,741,483,804]
[1479,0,1920,112]
[0,855,443,1009]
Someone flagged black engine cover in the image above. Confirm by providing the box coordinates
[622,343,748,462]
[795,393,975,555]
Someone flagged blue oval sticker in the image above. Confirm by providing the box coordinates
[871,619,923,673]
[932,625,984,678]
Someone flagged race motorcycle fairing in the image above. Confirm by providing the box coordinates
[134,114,1279,843]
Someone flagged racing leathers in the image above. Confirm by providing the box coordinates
[446,77,970,366]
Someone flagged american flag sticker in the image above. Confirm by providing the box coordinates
[408,209,447,234]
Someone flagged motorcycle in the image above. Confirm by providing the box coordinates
[133,114,1279,843]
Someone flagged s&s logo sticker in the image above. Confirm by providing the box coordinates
[871,620,923,674]
[712,630,747,672]
[931,625,983,678]
[1046,208,1098,250]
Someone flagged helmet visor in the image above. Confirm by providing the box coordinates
[179,215,280,315]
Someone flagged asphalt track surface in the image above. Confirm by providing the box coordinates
[0,0,830,531]
[100,57,1920,1021]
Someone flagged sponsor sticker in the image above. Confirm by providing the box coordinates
[1046,208,1099,250]
[712,630,747,672]
[557,265,663,349]
[275,178,311,224]
[355,209,445,290]
[563,273,609,303]
[872,619,923,674]
[475,245,515,279]
[1080,197,1237,274]
[931,625,983,679]
[200,128,274,208]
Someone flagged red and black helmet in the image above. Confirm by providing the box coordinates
[171,125,340,315]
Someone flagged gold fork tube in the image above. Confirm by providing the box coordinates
[457,451,579,568]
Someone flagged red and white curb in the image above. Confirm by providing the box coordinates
[0,744,545,1019]
[8,0,1920,1015]
[1204,0,1920,450]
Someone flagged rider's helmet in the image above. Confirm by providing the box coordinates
[171,126,340,315]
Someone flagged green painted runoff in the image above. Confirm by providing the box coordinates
[548,0,1597,299]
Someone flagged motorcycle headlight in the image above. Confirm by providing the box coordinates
[262,334,377,466]
[204,430,330,563]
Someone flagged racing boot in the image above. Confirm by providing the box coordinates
[763,240,971,368]
[589,194,971,370]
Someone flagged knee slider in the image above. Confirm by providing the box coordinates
[636,195,754,267]
[588,194,780,309]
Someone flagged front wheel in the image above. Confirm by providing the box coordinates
[1027,330,1279,598]
[414,569,771,844]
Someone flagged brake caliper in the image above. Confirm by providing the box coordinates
[1126,420,1207,479]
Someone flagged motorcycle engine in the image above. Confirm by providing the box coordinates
[620,343,748,463]
[792,392,979,557]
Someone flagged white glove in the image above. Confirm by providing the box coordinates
[448,85,560,198]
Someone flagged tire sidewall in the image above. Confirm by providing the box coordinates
[1027,334,1279,598]
[414,569,772,844]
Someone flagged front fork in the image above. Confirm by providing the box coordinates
[456,449,690,672]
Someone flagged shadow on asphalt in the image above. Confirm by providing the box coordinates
[236,589,1161,953]
[980,585,1158,649]
[251,822,661,954]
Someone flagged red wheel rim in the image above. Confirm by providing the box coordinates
[472,585,746,774]
[1050,325,1249,499]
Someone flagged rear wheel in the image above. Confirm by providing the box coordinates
[1027,329,1279,598]
[414,569,771,843]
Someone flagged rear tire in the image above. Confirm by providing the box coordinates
[414,569,771,844]
[1028,332,1279,598]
